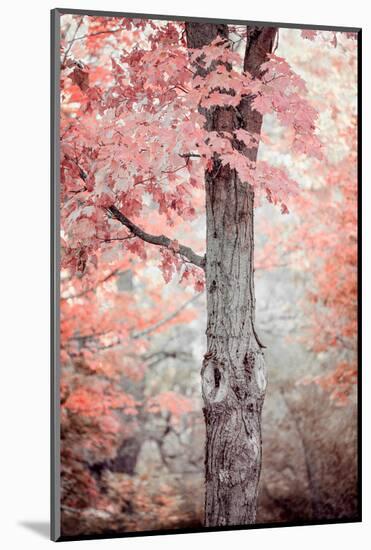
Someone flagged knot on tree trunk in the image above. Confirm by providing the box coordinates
[201,352,229,404]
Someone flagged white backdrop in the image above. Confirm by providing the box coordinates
[0,0,368,548]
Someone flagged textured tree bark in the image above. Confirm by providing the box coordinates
[186,23,277,527]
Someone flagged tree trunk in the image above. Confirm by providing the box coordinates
[186,23,277,527]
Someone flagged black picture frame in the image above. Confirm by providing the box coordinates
[51,8,362,542]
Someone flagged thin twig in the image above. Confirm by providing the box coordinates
[62,16,84,66]
[132,292,204,339]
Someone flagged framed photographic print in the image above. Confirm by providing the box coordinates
[51,8,361,542]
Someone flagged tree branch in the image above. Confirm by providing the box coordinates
[107,205,206,270]
[61,267,121,301]
[62,16,84,66]
[132,292,203,339]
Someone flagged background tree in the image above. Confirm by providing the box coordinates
[60,248,203,534]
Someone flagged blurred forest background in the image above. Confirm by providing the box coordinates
[59,16,358,537]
